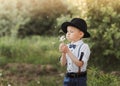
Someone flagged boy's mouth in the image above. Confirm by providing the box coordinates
[66,35,70,38]
[66,36,69,39]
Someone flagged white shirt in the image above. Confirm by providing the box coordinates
[66,40,90,73]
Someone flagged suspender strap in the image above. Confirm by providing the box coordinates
[78,43,84,57]
[78,52,84,73]
[77,43,84,73]
[79,52,84,61]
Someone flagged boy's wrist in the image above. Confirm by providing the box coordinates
[66,49,70,53]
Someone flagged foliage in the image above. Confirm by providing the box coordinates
[0,0,68,37]
[86,0,120,70]
[0,0,30,37]
[87,67,120,86]
[0,36,60,65]
[63,0,88,18]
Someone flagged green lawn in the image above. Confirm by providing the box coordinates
[0,36,119,86]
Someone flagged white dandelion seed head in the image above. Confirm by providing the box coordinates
[37,81,40,84]
[59,35,66,42]
[0,72,2,77]
[8,84,11,86]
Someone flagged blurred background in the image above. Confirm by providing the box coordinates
[0,0,120,86]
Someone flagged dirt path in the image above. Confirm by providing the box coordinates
[0,63,59,85]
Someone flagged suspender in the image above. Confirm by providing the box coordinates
[78,43,84,73]
[78,43,84,57]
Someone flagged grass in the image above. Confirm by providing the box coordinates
[27,75,63,86]
[87,67,120,86]
[0,36,60,64]
[0,36,119,86]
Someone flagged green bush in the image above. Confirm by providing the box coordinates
[0,0,68,37]
[88,67,120,86]
[86,0,120,71]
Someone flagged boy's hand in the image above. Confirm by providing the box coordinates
[59,43,69,53]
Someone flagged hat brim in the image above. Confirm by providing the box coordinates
[61,22,90,38]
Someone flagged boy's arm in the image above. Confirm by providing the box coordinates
[67,44,90,67]
[60,53,67,66]
[67,51,83,67]
[59,43,67,66]
[59,44,83,67]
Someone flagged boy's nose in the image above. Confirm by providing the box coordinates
[67,32,70,35]
[66,34,70,36]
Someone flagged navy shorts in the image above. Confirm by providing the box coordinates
[63,76,87,86]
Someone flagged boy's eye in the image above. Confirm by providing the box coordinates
[67,30,74,33]
[70,30,73,33]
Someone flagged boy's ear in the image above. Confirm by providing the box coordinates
[80,31,84,37]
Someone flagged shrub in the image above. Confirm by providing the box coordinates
[86,0,120,71]
[88,67,120,86]
[0,0,68,37]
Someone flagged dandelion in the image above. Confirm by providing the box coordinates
[0,72,2,77]
[59,35,66,42]
[8,84,11,86]
[37,81,40,84]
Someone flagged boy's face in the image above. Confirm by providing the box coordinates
[66,26,84,42]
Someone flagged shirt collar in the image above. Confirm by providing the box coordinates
[70,40,84,46]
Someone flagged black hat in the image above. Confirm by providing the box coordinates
[61,18,90,38]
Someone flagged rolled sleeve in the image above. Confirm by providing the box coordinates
[81,44,90,63]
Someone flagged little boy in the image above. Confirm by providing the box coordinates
[59,18,91,86]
